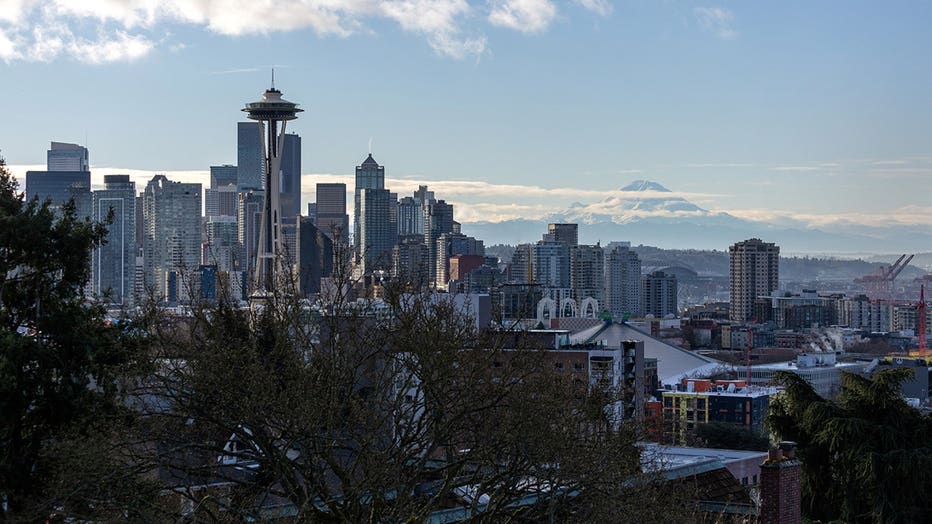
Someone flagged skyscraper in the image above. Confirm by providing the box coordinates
[205,184,238,218]
[435,232,484,288]
[548,223,578,247]
[393,234,429,286]
[358,187,393,274]
[280,133,301,219]
[47,141,89,171]
[397,196,422,236]
[210,164,238,189]
[570,244,604,304]
[204,216,239,273]
[641,270,678,317]
[238,189,264,282]
[295,216,333,297]
[425,199,454,284]
[605,245,641,319]
[25,170,91,218]
[142,175,202,302]
[533,238,570,289]
[354,153,385,255]
[315,183,349,243]
[92,175,136,306]
[729,238,780,323]
[510,244,533,284]
[237,121,262,190]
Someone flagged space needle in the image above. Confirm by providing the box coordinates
[243,73,303,300]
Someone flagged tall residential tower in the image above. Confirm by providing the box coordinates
[729,238,780,323]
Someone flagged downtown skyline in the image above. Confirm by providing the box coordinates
[2,1,932,239]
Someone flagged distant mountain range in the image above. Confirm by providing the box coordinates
[460,180,932,254]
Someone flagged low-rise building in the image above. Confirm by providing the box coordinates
[660,380,775,446]
[749,352,868,398]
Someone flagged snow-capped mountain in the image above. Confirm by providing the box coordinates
[548,180,717,225]
[459,180,932,253]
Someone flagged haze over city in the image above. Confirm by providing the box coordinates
[3,0,932,249]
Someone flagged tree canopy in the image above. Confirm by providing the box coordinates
[0,157,153,519]
[768,368,932,523]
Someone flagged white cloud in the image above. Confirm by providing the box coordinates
[380,0,486,58]
[770,166,823,172]
[693,7,737,40]
[488,0,557,33]
[13,164,932,230]
[69,30,154,64]
[683,162,755,168]
[0,0,603,62]
[574,0,612,17]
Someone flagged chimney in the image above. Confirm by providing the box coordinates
[759,441,802,524]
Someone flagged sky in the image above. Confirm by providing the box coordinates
[2,1,932,232]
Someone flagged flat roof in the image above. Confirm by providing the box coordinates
[640,443,767,471]
[751,361,867,371]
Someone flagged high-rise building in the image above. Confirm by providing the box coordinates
[47,141,89,171]
[449,254,485,283]
[142,175,202,302]
[510,244,533,284]
[295,216,333,297]
[205,184,238,218]
[354,154,385,255]
[548,223,578,247]
[237,122,262,190]
[358,187,393,274]
[392,234,429,286]
[238,189,264,281]
[91,175,136,306]
[25,170,92,218]
[388,191,398,250]
[605,245,641,319]
[533,238,571,289]
[641,270,678,317]
[204,216,239,273]
[570,244,604,304]
[315,183,349,243]
[435,232,484,288]
[397,196,421,236]
[280,133,301,219]
[729,238,780,323]
[210,164,238,189]
[425,199,454,284]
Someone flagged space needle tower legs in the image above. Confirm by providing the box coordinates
[243,74,303,302]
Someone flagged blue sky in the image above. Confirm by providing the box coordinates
[2,1,932,230]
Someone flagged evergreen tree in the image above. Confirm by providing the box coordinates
[768,369,932,523]
[0,156,150,519]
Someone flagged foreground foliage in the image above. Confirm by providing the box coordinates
[0,157,155,520]
[768,369,932,523]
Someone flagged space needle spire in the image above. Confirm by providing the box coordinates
[242,75,303,300]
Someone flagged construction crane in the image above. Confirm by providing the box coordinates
[855,254,914,299]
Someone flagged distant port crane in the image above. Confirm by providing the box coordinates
[855,254,914,299]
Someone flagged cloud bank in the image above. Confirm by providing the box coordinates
[0,0,612,63]
[10,163,932,232]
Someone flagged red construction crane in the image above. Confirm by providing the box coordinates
[855,254,914,299]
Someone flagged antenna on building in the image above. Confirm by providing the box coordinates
[271,68,275,90]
